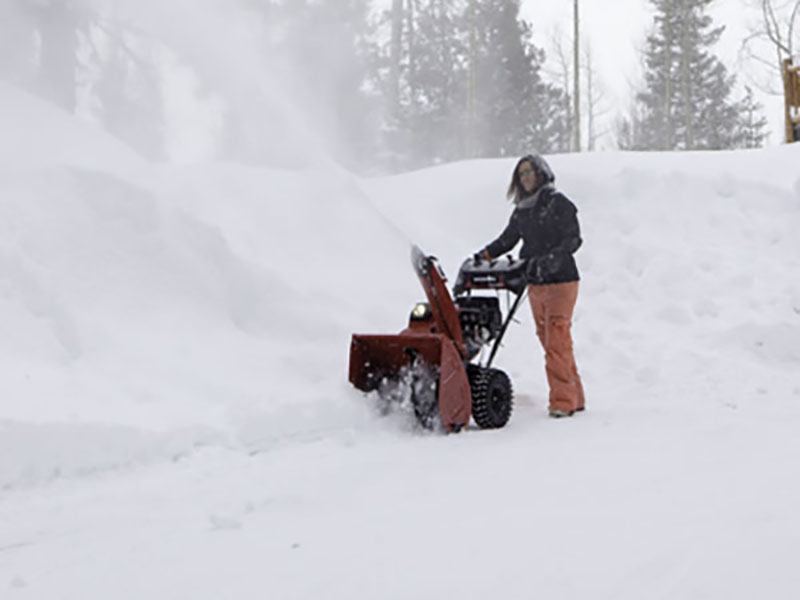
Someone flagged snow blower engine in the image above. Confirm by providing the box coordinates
[348,245,528,432]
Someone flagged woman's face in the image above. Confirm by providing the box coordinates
[518,161,537,193]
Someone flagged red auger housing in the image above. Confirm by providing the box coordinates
[348,245,528,432]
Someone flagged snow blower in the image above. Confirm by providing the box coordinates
[348,245,528,432]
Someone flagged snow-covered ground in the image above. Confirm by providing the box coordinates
[2,81,800,598]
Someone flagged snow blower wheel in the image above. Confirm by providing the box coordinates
[469,366,513,429]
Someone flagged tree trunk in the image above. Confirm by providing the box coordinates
[681,0,694,150]
[389,0,403,116]
[467,0,477,157]
[573,0,581,152]
[406,0,417,113]
[585,45,595,151]
[664,0,673,150]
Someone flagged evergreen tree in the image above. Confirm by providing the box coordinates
[376,0,569,167]
[735,85,769,148]
[253,0,378,170]
[615,101,645,151]
[403,0,469,164]
[370,0,468,167]
[625,0,744,151]
[469,0,568,157]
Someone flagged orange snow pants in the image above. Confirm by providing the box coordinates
[527,281,585,413]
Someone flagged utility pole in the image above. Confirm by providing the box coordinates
[573,0,580,152]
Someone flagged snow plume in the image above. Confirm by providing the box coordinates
[0,2,36,87]
[3,0,376,168]
[74,0,332,168]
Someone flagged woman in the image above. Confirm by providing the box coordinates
[477,154,585,418]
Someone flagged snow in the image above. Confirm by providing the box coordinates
[2,81,800,598]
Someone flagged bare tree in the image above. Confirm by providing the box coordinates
[614,40,649,150]
[740,0,800,140]
[582,42,610,150]
[548,28,609,151]
[547,25,575,152]
[573,0,581,151]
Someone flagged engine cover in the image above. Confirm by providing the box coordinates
[453,256,528,296]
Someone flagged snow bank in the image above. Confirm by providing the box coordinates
[0,83,411,487]
[1,80,799,491]
[0,82,146,174]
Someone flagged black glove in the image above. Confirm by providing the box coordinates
[472,250,490,264]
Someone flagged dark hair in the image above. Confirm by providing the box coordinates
[506,154,556,203]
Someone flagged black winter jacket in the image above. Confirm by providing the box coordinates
[483,184,582,285]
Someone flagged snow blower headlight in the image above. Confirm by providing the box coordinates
[410,302,432,321]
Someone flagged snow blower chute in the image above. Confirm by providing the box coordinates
[349,245,528,432]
